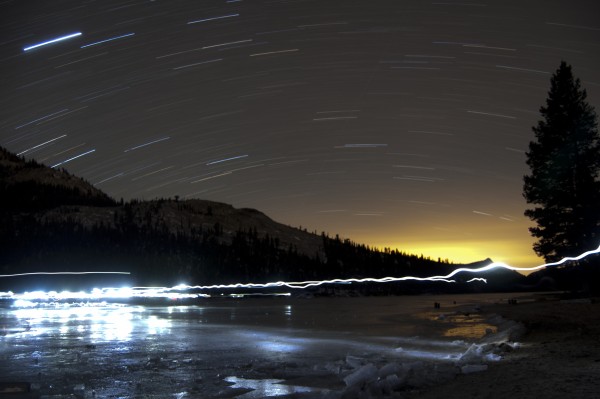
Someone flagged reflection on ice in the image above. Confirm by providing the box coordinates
[0,295,524,398]
[257,339,303,353]
[225,376,322,398]
[9,303,173,342]
[146,314,171,335]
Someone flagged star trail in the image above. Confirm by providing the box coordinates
[2,0,599,266]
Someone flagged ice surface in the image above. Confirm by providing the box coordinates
[461,364,489,374]
[1,294,523,398]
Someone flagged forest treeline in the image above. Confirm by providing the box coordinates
[1,201,466,291]
[1,146,529,293]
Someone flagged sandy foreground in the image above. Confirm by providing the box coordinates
[405,295,600,399]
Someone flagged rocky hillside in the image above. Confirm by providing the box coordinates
[1,146,321,256]
[0,146,114,210]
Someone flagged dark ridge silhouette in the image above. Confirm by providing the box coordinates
[0,146,115,210]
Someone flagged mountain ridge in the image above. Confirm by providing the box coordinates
[1,146,533,293]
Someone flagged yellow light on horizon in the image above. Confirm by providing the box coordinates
[373,239,542,269]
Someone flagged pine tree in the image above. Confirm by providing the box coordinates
[524,61,600,262]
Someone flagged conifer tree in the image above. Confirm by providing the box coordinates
[524,61,600,261]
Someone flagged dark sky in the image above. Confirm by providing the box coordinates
[2,0,599,266]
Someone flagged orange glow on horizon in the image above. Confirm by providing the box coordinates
[366,228,542,269]
[381,242,542,268]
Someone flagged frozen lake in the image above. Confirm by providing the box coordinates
[0,293,521,398]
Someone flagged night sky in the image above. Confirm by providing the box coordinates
[2,0,599,267]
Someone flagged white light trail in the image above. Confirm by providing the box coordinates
[439,243,600,279]
[23,32,82,52]
[202,39,253,50]
[157,243,600,290]
[15,109,70,129]
[496,65,550,75]
[130,166,174,181]
[466,278,487,283]
[467,110,517,119]
[172,58,223,70]
[95,172,124,185]
[80,32,135,48]
[206,154,248,165]
[190,171,232,183]
[124,136,170,152]
[187,14,239,24]
[17,134,67,155]
[462,44,516,51]
[249,48,299,57]
[2,244,598,304]
[341,144,387,148]
[50,149,95,168]
[0,271,130,278]
[312,116,357,121]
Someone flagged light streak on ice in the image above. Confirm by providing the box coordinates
[2,244,598,304]
[23,32,82,52]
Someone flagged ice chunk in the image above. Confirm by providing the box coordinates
[378,362,402,378]
[461,364,488,374]
[73,383,85,398]
[482,316,526,343]
[485,353,502,361]
[404,361,433,387]
[343,363,378,387]
[345,355,364,369]
[458,343,483,363]
[321,360,343,374]
[433,363,460,382]
[384,373,404,391]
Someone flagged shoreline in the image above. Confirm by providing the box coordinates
[404,293,600,399]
